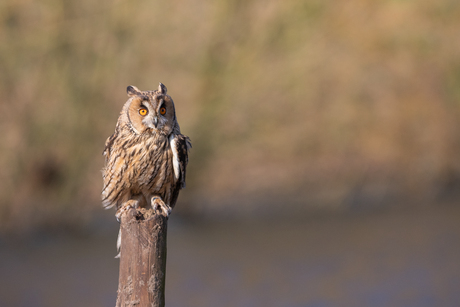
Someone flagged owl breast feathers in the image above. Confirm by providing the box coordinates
[101,83,191,217]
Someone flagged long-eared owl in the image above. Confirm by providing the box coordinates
[102,83,191,219]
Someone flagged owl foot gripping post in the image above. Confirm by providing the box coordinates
[114,196,171,222]
[102,83,191,307]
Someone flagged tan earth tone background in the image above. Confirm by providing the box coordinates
[2,0,460,232]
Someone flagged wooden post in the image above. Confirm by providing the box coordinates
[116,208,168,307]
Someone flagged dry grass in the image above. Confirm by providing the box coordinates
[1,0,460,231]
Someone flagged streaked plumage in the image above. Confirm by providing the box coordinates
[102,83,191,219]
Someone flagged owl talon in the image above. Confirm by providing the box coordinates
[115,200,139,222]
[151,197,171,217]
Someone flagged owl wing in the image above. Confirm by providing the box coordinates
[103,131,117,162]
[101,130,122,209]
[170,133,191,207]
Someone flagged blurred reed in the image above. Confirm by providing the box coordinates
[1,0,460,232]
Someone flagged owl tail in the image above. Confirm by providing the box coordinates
[115,227,121,259]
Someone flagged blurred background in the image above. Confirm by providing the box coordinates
[1,0,460,306]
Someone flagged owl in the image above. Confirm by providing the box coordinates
[102,83,191,220]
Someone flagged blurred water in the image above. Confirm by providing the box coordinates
[0,205,459,307]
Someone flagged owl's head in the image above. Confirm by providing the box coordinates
[123,83,178,136]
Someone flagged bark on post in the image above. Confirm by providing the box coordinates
[116,208,168,307]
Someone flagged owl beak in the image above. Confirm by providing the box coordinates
[152,116,158,128]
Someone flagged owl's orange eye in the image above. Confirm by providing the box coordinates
[139,108,148,116]
[160,107,166,115]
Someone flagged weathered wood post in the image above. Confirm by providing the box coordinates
[116,208,168,307]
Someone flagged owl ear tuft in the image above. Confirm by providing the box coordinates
[158,83,167,95]
[127,85,140,97]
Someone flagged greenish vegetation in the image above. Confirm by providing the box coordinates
[1,0,460,232]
